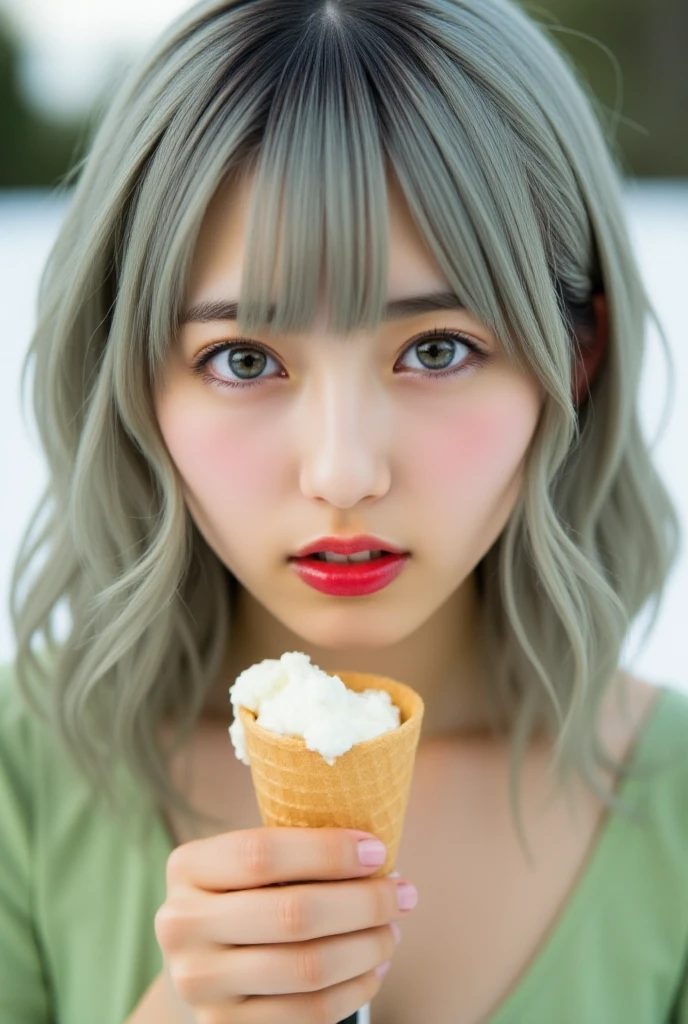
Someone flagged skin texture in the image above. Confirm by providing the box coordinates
[154,168,550,739]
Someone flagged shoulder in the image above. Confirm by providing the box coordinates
[0,651,83,809]
[0,655,26,719]
[0,655,56,812]
[0,652,154,852]
[0,651,55,751]
[0,657,40,763]
[0,658,44,857]
[602,672,688,833]
[599,670,687,767]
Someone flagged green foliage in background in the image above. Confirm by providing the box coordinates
[0,13,94,188]
[0,0,686,187]
[521,0,688,177]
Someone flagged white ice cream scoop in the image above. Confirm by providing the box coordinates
[228,651,400,765]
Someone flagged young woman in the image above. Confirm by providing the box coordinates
[1,0,685,1021]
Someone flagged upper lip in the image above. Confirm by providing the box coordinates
[290,535,410,558]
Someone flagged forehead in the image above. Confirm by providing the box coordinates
[184,167,449,315]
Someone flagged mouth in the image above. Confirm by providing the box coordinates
[288,550,412,596]
[289,550,394,564]
[289,535,410,561]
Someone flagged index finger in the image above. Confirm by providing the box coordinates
[167,827,388,892]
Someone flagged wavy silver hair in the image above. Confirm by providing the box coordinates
[9,0,681,860]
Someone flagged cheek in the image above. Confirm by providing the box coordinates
[409,394,538,495]
[157,398,278,504]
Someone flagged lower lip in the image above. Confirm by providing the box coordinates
[288,553,411,596]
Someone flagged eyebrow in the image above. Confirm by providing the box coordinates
[180,291,466,326]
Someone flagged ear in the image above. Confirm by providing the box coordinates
[572,291,609,407]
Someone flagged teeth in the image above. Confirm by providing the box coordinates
[322,552,350,563]
[347,550,379,563]
[318,549,385,563]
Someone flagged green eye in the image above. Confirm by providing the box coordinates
[191,328,488,391]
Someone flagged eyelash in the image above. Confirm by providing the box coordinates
[190,327,489,391]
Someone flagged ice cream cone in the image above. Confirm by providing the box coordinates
[238,672,424,877]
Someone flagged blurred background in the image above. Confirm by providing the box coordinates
[0,0,686,687]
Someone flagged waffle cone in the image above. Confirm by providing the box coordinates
[238,672,424,877]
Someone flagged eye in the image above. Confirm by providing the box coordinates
[191,343,280,390]
[396,328,487,378]
[190,327,488,391]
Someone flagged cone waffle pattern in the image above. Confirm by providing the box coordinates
[239,672,424,877]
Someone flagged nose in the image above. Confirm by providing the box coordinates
[297,370,391,509]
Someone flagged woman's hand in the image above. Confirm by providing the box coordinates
[153,826,418,1023]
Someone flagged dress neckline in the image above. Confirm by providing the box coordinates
[486,682,672,1023]
[150,684,673,1023]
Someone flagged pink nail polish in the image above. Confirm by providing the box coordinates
[395,882,418,911]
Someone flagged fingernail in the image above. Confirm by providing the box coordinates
[390,921,402,944]
[358,839,386,867]
[375,960,391,979]
[395,882,418,911]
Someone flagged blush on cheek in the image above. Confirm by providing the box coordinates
[183,421,278,492]
[159,404,284,563]
[410,399,536,489]
[157,396,276,496]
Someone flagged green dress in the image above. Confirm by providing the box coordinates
[1,658,688,1023]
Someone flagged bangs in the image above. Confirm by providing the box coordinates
[140,0,578,395]
[235,14,389,339]
[229,10,554,375]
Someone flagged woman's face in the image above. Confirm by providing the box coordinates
[154,171,544,652]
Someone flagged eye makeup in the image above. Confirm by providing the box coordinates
[189,327,490,391]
